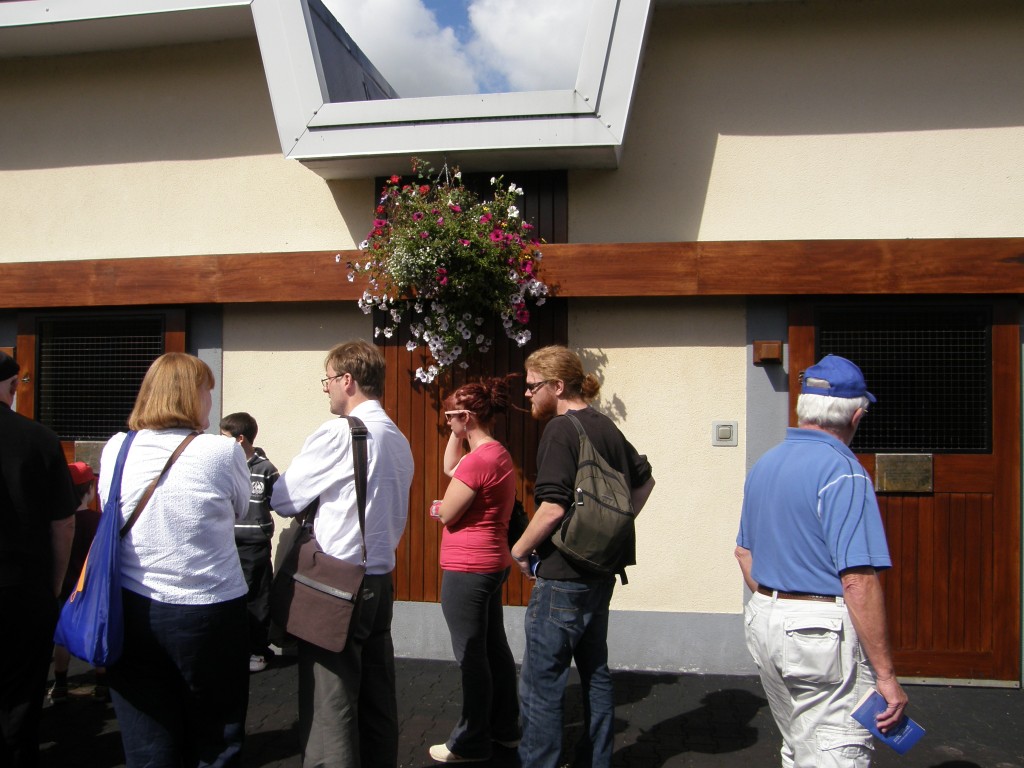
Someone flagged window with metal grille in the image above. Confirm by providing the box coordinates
[816,306,991,454]
[37,316,166,441]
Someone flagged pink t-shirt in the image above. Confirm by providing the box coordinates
[440,441,516,573]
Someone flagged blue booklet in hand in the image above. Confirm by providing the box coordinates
[851,689,926,755]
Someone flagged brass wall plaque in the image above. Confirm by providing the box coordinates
[874,454,933,493]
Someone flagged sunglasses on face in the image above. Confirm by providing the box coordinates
[444,410,471,422]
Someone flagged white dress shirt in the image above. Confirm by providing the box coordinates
[271,400,414,575]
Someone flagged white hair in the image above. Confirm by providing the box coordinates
[796,393,869,431]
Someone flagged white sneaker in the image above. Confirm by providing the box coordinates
[249,655,267,673]
[428,744,488,763]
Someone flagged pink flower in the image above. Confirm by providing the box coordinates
[449,204,462,213]
[436,217,444,226]
[480,213,493,224]
[523,261,534,274]
[516,308,530,324]
[373,219,387,228]
[460,239,471,246]
[489,229,503,242]
[413,211,424,221]
[420,231,429,239]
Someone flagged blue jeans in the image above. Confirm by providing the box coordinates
[440,569,520,758]
[108,590,249,768]
[518,576,616,768]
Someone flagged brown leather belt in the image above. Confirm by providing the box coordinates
[757,585,841,603]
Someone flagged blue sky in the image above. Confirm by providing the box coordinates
[422,0,473,40]
[323,0,591,98]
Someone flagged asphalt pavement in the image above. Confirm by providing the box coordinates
[39,653,1024,767]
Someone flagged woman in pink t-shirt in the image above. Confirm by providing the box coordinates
[428,377,521,764]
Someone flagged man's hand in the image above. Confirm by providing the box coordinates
[511,553,534,580]
[874,676,909,733]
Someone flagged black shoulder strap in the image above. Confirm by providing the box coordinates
[346,416,369,564]
[565,412,586,443]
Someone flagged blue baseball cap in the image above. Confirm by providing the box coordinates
[801,354,876,403]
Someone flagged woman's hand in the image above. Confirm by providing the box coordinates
[437,478,476,526]
[443,417,469,477]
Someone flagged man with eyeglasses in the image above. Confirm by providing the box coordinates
[271,340,414,768]
[510,345,654,768]
[735,354,908,768]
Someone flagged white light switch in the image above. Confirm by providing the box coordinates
[712,421,738,447]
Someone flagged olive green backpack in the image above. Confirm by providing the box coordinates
[551,413,636,582]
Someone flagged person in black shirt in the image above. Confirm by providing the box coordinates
[510,345,654,768]
[0,351,77,767]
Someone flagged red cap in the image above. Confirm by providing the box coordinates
[68,461,96,485]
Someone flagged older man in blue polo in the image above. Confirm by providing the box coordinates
[735,354,908,768]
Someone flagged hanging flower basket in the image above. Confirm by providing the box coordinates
[348,158,549,384]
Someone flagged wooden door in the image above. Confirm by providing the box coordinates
[381,299,568,607]
[790,300,1020,682]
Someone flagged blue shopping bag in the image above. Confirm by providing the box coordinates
[54,431,136,667]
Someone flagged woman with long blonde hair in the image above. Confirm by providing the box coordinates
[100,353,250,767]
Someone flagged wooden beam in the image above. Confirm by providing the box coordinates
[2,238,1024,308]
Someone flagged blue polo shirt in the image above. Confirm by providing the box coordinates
[736,427,891,596]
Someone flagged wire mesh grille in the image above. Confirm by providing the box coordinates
[37,317,165,441]
[817,308,991,453]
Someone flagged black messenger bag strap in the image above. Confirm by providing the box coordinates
[345,416,369,565]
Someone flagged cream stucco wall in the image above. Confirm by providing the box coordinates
[220,302,371,476]
[571,0,1024,242]
[570,299,747,614]
[219,298,746,617]
[0,39,370,262]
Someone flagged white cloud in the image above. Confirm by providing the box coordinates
[466,0,591,92]
[322,0,591,97]
[323,0,480,97]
